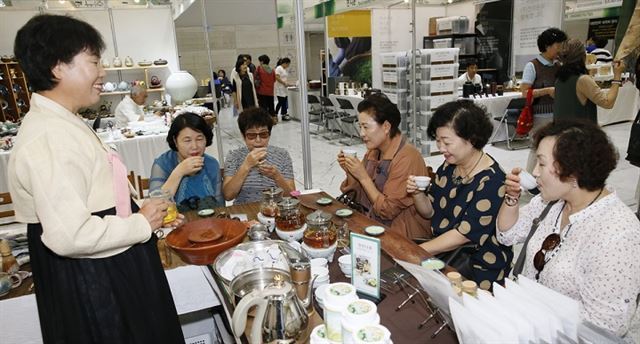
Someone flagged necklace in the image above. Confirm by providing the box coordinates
[452,152,484,186]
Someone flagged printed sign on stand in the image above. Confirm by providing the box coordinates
[350,232,381,299]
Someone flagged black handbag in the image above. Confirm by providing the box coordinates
[336,190,369,214]
[626,109,640,168]
[436,243,478,280]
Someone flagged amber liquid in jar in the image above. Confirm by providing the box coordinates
[303,230,337,248]
[260,205,278,218]
[275,212,305,231]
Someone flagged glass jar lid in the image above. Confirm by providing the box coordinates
[262,187,283,198]
[306,210,332,226]
[277,197,299,210]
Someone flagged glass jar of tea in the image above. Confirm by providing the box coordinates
[260,187,283,218]
[304,210,337,249]
[275,197,305,231]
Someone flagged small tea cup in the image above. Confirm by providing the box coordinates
[0,272,22,297]
[519,170,537,191]
[413,176,431,191]
[342,149,357,158]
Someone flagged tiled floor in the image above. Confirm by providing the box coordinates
[209,106,640,211]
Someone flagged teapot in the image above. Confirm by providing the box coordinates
[232,274,316,344]
[124,56,134,67]
[112,57,122,68]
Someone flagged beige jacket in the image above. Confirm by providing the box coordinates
[8,93,151,258]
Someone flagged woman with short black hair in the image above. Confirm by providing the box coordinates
[232,58,258,112]
[275,57,293,121]
[338,93,430,239]
[150,112,223,210]
[407,100,512,289]
[223,107,295,203]
[8,14,184,342]
[255,54,277,120]
[497,119,639,340]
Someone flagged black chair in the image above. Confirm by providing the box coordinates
[335,98,360,145]
[307,94,324,135]
[321,97,345,140]
[490,98,531,150]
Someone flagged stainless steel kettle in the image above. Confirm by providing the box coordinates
[232,274,315,344]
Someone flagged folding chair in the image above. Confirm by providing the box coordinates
[322,96,346,140]
[307,94,324,135]
[490,98,531,150]
[335,97,361,145]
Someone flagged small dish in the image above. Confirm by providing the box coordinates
[335,208,353,217]
[197,208,215,217]
[316,197,333,205]
[421,258,445,270]
[364,226,385,237]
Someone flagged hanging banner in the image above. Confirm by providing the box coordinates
[327,10,371,37]
[511,0,563,73]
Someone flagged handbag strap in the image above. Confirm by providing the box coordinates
[512,200,558,278]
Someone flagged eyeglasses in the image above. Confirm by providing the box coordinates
[533,230,566,279]
[245,131,270,140]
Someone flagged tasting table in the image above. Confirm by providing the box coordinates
[0,192,458,344]
[191,191,457,344]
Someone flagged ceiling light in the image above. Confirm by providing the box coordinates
[59,0,66,3]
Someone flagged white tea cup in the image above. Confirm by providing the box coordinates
[413,176,431,191]
[342,149,357,158]
[519,170,537,191]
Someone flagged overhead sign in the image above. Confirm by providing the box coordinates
[327,10,371,37]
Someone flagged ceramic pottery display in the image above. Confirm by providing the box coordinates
[101,58,110,68]
[165,71,197,103]
[112,57,122,67]
[124,56,134,67]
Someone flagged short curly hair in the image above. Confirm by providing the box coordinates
[357,93,401,138]
[537,28,567,53]
[427,100,493,149]
[167,112,213,151]
[237,107,273,136]
[533,120,618,191]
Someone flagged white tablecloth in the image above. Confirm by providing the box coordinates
[0,133,168,194]
[598,83,639,126]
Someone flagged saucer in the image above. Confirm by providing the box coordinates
[421,258,445,270]
[197,208,215,217]
[335,208,353,217]
[316,197,333,205]
[364,225,385,237]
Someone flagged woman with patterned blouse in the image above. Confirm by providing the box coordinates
[497,120,640,339]
[407,100,513,290]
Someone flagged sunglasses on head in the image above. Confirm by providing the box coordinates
[245,131,270,140]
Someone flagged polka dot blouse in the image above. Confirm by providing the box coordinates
[497,189,640,339]
[430,156,513,290]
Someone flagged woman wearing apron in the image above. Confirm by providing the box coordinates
[337,94,430,240]
[8,15,184,343]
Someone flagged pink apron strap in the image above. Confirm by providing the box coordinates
[107,151,132,218]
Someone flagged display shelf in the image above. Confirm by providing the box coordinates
[0,62,31,122]
[424,33,476,39]
[100,87,165,96]
[103,65,167,72]
[101,65,168,99]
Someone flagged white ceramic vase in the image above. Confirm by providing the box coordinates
[165,71,198,104]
